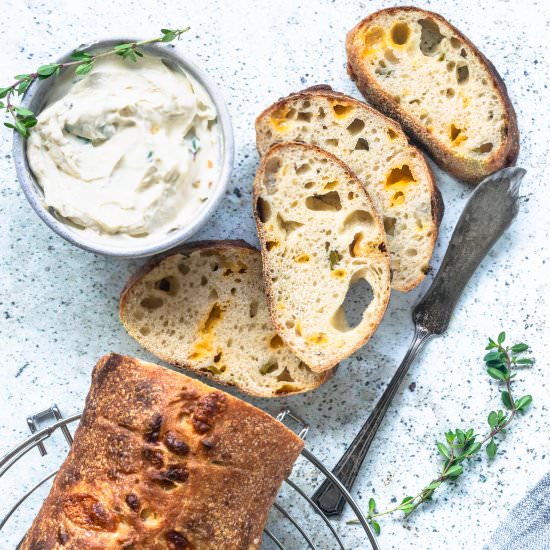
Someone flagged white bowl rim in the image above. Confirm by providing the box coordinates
[13,37,235,259]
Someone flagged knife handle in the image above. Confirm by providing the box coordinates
[312,326,432,516]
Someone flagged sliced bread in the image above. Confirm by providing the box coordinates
[346,7,519,184]
[256,85,442,291]
[253,142,391,372]
[120,240,332,397]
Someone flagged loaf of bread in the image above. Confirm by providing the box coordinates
[256,85,442,291]
[20,354,304,549]
[253,142,391,372]
[120,240,331,397]
[346,7,519,183]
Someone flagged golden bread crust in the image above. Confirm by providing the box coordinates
[21,354,304,549]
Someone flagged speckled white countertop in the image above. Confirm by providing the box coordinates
[1,1,548,549]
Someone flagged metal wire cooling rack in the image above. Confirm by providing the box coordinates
[0,406,380,550]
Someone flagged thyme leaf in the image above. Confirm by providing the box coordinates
[349,333,534,534]
[1,27,190,137]
[189,136,201,158]
[329,250,341,269]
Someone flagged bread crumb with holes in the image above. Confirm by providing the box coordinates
[253,142,391,372]
[256,86,442,291]
[120,241,332,397]
[346,7,519,183]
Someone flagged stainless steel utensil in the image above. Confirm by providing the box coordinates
[312,167,526,516]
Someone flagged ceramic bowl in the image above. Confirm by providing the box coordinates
[13,38,234,258]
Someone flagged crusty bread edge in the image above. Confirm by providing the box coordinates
[346,6,519,184]
[21,351,305,549]
[254,84,408,154]
[254,85,444,291]
[119,239,334,397]
[252,141,392,372]
[120,240,257,302]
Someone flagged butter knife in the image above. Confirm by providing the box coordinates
[312,167,526,516]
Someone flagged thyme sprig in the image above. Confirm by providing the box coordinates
[351,333,534,535]
[0,28,189,137]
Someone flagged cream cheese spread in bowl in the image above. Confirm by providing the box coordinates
[15,40,233,257]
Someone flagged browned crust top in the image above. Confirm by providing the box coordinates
[255,84,405,140]
[21,354,304,550]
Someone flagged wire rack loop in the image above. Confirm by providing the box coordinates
[0,407,381,550]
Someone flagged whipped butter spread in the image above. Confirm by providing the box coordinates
[27,55,219,242]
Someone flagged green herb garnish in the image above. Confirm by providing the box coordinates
[189,136,201,158]
[329,250,341,269]
[1,28,190,138]
[350,333,534,534]
[260,363,278,375]
[206,364,225,375]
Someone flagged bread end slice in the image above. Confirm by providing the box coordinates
[120,240,332,397]
[253,142,391,372]
[346,7,519,183]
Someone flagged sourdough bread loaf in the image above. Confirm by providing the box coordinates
[21,354,304,550]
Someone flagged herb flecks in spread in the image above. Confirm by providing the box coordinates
[349,333,534,535]
[0,29,189,137]
[26,52,219,241]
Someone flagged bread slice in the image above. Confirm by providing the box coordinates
[256,85,442,291]
[253,142,391,372]
[346,7,519,184]
[120,240,331,397]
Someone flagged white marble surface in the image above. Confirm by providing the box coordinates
[1,1,549,548]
